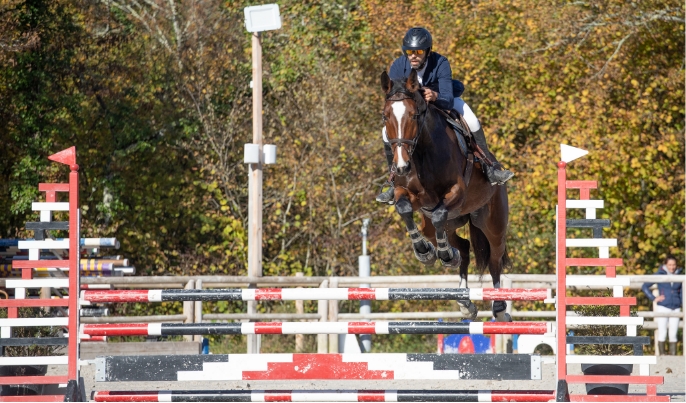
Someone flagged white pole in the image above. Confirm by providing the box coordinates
[359,219,371,352]
[247,32,263,354]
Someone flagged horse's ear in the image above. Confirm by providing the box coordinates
[381,71,391,93]
[406,69,420,92]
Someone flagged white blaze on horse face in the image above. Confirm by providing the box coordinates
[391,102,407,168]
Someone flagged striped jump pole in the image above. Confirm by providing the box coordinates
[92,389,556,402]
[81,321,552,336]
[81,287,552,303]
[1,265,134,277]
[0,237,119,248]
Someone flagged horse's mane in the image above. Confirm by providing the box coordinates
[387,78,426,111]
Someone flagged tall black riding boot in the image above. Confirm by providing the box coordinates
[669,342,677,355]
[376,142,395,204]
[658,341,666,355]
[471,127,514,185]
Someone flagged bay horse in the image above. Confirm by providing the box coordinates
[380,70,512,321]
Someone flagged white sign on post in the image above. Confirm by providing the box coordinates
[244,4,282,33]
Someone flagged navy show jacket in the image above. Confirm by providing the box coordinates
[388,52,454,111]
[642,266,683,310]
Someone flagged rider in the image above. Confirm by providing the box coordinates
[377,27,514,204]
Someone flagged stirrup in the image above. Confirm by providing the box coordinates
[376,182,395,204]
[485,165,514,186]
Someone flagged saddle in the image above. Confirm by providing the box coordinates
[434,108,494,186]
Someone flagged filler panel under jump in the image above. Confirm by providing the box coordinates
[95,353,542,382]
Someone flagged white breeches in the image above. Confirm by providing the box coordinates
[655,305,681,342]
[453,97,481,132]
[381,98,481,142]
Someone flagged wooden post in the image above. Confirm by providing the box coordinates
[247,32,263,354]
[503,277,513,353]
[317,280,329,353]
[194,280,203,343]
[328,277,339,353]
[652,288,660,355]
[183,280,195,343]
[295,272,304,352]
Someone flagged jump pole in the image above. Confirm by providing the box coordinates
[81,287,552,303]
[92,389,556,402]
[81,321,553,336]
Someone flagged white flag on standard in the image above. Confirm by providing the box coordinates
[560,144,589,163]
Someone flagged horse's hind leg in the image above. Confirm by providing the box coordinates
[431,204,461,267]
[470,222,511,322]
[470,188,511,322]
[395,197,436,266]
[448,230,477,320]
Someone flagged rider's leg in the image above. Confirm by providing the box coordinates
[376,127,395,204]
[454,98,514,185]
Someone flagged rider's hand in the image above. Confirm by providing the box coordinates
[422,88,437,102]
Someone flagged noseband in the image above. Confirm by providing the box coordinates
[383,89,428,159]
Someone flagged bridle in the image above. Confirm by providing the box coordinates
[382,88,428,160]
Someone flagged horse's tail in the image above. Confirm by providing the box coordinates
[468,219,512,275]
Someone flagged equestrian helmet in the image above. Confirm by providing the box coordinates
[402,27,432,51]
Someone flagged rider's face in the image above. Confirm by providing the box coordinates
[406,50,428,68]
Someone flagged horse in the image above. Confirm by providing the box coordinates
[380,69,512,321]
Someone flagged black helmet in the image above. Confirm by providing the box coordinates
[402,27,432,52]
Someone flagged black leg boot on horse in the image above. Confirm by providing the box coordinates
[471,127,514,186]
[376,142,396,204]
[431,204,461,268]
[395,197,436,265]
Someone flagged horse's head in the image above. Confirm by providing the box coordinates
[380,70,427,176]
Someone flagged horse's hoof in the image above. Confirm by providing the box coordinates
[439,247,461,268]
[457,300,478,320]
[414,242,437,266]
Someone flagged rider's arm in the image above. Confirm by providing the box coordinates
[641,280,656,301]
[433,56,454,110]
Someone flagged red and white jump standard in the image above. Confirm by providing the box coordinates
[555,144,667,402]
[0,147,83,402]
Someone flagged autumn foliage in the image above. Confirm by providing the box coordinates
[0,0,683,281]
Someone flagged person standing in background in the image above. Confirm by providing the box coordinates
[642,255,683,355]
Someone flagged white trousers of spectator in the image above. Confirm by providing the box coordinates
[382,98,480,142]
[655,304,681,342]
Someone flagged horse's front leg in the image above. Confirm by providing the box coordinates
[430,204,461,267]
[395,196,436,266]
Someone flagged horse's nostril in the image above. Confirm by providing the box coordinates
[397,164,410,175]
